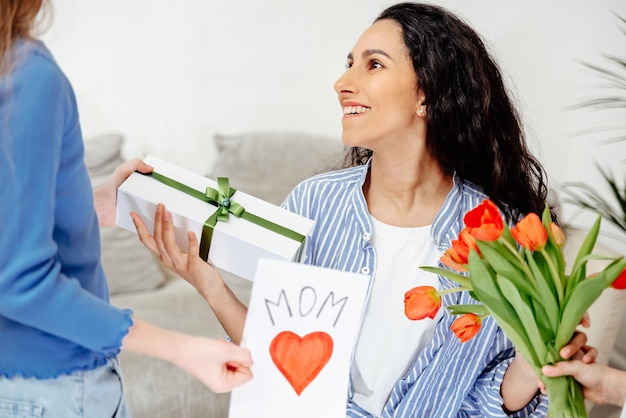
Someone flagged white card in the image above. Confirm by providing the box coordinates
[229,258,370,418]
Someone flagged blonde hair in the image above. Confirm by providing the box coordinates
[0,0,48,75]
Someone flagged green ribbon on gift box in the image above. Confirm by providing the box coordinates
[142,171,305,262]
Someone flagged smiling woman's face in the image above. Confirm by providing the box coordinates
[334,19,425,151]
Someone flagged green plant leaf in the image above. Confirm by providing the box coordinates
[467,252,538,368]
[597,164,626,225]
[447,304,490,316]
[499,223,517,247]
[420,266,471,289]
[476,242,542,302]
[567,215,602,292]
[479,239,522,269]
[556,257,626,349]
[497,275,548,365]
[530,297,556,343]
[525,249,560,331]
[562,168,626,236]
[542,206,566,278]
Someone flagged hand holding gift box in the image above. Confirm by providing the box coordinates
[116,155,315,281]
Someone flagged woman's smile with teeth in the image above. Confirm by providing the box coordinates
[343,105,371,115]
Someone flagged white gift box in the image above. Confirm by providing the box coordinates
[115,155,315,281]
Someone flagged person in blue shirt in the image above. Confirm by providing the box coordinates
[0,0,252,416]
[133,2,591,417]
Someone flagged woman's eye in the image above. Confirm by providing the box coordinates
[368,60,383,70]
[345,59,353,69]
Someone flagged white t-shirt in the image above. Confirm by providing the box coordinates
[351,216,442,417]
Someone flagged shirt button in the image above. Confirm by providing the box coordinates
[361,266,371,275]
[363,232,371,241]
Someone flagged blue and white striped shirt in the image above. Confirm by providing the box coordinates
[283,162,548,417]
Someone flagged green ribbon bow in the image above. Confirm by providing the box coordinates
[142,172,305,262]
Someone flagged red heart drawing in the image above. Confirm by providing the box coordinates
[269,330,334,396]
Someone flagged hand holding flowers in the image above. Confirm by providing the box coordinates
[404,199,626,417]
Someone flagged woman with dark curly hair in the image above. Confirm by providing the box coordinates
[342,3,549,225]
[135,3,586,417]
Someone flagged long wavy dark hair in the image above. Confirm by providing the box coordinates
[342,2,550,222]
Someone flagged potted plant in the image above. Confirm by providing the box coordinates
[561,13,626,243]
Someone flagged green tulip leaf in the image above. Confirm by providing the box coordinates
[479,239,522,269]
[525,250,560,330]
[556,257,626,348]
[488,309,542,376]
[568,253,618,291]
[567,215,602,290]
[480,244,547,306]
[468,290,480,301]
[420,266,472,289]
[500,223,518,248]
[477,242,539,295]
[530,298,556,342]
[447,304,490,316]
[541,203,554,226]
[497,275,547,364]
[467,252,537,365]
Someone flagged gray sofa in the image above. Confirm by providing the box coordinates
[86,131,343,418]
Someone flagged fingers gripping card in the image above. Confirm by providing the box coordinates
[229,259,370,418]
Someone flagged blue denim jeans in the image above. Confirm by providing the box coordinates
[0,357,130,418]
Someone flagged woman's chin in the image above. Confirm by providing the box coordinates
[340,131,364,148]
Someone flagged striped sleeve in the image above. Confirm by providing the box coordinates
[461,326,549,417]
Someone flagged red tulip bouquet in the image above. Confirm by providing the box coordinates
[404,199,626,418]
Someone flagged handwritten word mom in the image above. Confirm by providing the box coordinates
[265,286,348,327]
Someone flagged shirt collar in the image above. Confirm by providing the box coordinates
[352,161,474,252]
[431,173,467,252]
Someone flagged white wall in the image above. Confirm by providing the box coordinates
[41,0,626,246]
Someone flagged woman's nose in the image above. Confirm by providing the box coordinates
[334,69,356,95]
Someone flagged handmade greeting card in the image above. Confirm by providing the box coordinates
[229,258,371,418]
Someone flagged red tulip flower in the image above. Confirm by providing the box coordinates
[440,228,480,272]
[612,267,626,290]
[511,213,548,251]
[440,250,468,272]
[450,313,482,343]
[463,199,504,241]
[404,286,441,320]
[550,222,565,247]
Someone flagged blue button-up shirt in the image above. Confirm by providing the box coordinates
[283,161,548,417]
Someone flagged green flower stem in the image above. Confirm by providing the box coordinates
[541,374,588,418]
[499,238,540,291]
[437,287,468,296]
[539,248,564,305]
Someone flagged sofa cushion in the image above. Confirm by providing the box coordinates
[84,133,167,295]
[208,131,344,205]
